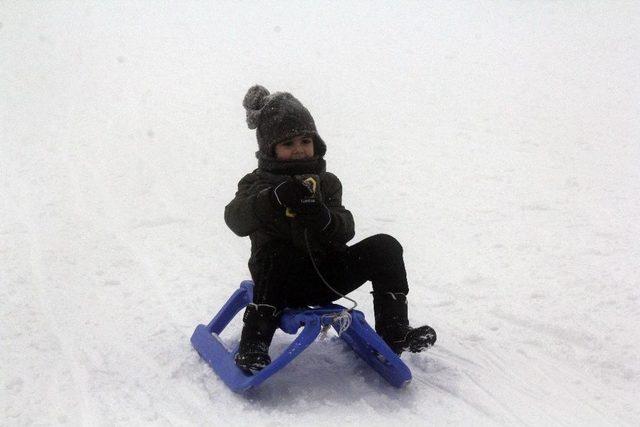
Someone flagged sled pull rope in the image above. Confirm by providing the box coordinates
[328,310,352,335]
[304,228,358,335]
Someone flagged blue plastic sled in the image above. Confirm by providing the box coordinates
[191,280,412,393]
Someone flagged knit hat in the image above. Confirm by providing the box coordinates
[243,85,327,158]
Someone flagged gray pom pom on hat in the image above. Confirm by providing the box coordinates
[243,85,270,130]
[242,84,327,158]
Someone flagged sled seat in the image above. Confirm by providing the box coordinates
[191,280,412,393]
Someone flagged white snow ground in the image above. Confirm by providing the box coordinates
[2,2,639,425]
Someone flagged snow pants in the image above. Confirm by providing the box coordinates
[248,233,410,310]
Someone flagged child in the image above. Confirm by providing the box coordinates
[225,85,436,373]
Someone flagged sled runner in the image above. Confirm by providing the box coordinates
[191,280,412,392]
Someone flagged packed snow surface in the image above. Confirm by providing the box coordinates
[2,2,639,425]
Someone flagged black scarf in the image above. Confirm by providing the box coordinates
[256,152,326,176]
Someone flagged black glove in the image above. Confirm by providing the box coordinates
[273,178,320,214]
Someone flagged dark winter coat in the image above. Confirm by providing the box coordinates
[224,164,355,266]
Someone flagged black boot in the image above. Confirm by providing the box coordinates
[234,303,280,374]
[373,292,437,355]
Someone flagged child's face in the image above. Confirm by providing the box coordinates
[274,135,315,161]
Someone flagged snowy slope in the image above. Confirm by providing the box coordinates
[2,2,639,425]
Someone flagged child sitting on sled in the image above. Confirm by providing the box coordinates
[225,85,437,373]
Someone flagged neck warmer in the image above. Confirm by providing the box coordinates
[256,152,326,176]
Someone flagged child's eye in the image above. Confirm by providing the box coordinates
[281,141,293,147]
[302,138,313,144]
